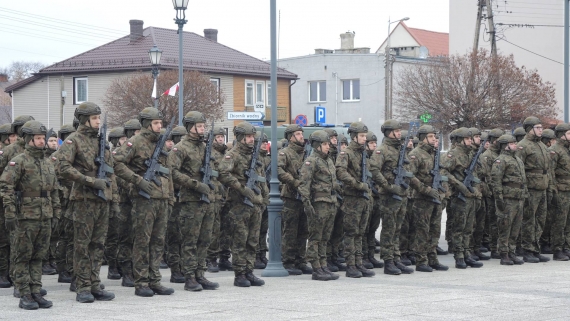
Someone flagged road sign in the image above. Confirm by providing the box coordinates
[420,113,432,123]
[315,106,326,124]
[294,114,308,126]
[254,102,265,113]
[227,111,265,121]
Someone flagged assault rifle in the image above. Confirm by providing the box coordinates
[430,133,446,204]
[335,137,343,202]
[243,129,266,207]
[138,116,175,199]
[360,148,371,200]
[94,113,113,201]
[295,140,312,200]
[458,136,488,202]
[391,131,414,201]
[199,120,217,204]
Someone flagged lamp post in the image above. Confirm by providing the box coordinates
[262,0,288,277]
[384,16,409,120]
[148,45,163,109]
[172,0,189,125]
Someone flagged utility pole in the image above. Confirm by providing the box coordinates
[467,0,484,99]
[60,75,64,128]
[565,0,569,123]
[485,0,497,58]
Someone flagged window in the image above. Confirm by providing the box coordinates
[308,81,326,102]
[266,82,272,107]
[342,79,360,101]
[256,81,265,105]
[210,78,220,102]
[245,80,254,106]
[74,77,88,104]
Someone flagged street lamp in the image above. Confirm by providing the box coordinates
[172,0,189,125]
[385,16,409,120]
[149,45,162,108]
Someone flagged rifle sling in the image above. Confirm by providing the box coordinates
[20,191,49,198]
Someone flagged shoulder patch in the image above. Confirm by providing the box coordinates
[305,161,311,165]
[518,146,523,150]
[375,150,381,154]
[484,156,487,160]
[447,154,453,158]
[112,151,116,155]
[66,140,73,144]
[127,142,133,147]
[410,155,416,159]
[9,161,15,166]
[495,160,501,163]
[279,152,285,156]
[340,151,346,155]
[550,151,556,154]
[173,147,178,152]
[0,151,3,155]
[225,155,231,159]
[51,156,57,161]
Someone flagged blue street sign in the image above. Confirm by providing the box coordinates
[315,106,326,124]
[294,114,308,127]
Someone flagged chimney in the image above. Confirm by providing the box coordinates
[340,32,355,49]
[204,29,218,42]
[129,20,144,43]
[0,74,7,82]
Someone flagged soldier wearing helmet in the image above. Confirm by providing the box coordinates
[45,129,59,156]
[57,102,116,302]
[217,121,266,287]
[276,124,312,276]
[0,120,61,310]
[513,127,526,142]
[479,128,505,259]
[324,128,339,162]
[124,119,142,139]
[361,131,382,271]
[253,130,271,270]
[488,134,527,266]
[515,116,553,263]
[0,123,16,148]
[112,106,175,297]
[442,127,484,269]
[42,127,59,276]
[540,128,556,147]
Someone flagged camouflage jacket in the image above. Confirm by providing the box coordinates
[408,142,443,200]
[472,144,489,198]
[277,142,305,199]
[112,146,132,204]
[213,142,228,203]
[336,141,370,198]
[442,143,478,198]
[329,144,338,164]
[0,138,26,173]
[549,139,570,191]
[58,125,117,203]
[481,143,501,198]
[490,149,528,199]
[49,149,74,218]
[0,144,61,220]
[298,149,338,205]
[259,149,270,200]
[169,134,216,203]
[516,133,552,191]
[218,142,266,205]
[370,137,407,196]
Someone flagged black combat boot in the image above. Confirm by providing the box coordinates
[58,270,72,283]
[296,263,313,274]
[150,284,175,295]
[19,294,39,310]
[395,261,414,274]
[337,251,346,263]
[184,276,203,291]
[312,267,332,281]
[400,254,412,266]
[369,255,384,268]
[254,253,266,269]
[534,252,550,262]
[509,252,524,265]
[345,265,363,278]
[416,264,433,272]
[207,259,220,273]
[479,246,489,253]
[326,260,339,272]
[467,251,480,261]
[362,258,374,269]
[474,250,490,260]
[233,274,251,287]
[32,292,53,308]
[408,254,417,265]
[41,262,57,275]
[332,259,347,271]
[541,244,553,254]
[170,269,185,283]
[0,273,11,288]
[481,242,490,252]
[76,290,95,303]
[196,276,220,290]
[13,287,20,298]
[283,264,302,275]
[383,260,402,275]
[522,250,539,263]
[245,272,265,286]
[121,271,135,287]
[465,256,483,268]
[40,288,47,295]
[429,261,449,271]
[134,286,154,297]
[218,258,233,271]
[159,260,168,269]
[563,249,570,257]
[107,263,121,280]
[500,253,514,265]
[322,266,339,280]
[516,247,524,256]
[69,276,77,292]
[455,257,467,269]
[356,264,375,277]
[91,288,115,301]
[553,251,570,261]
[436,246,448,255]
[260,251,268,265]
[490,251,501,259]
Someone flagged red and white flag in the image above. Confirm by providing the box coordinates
[162,82,179,97]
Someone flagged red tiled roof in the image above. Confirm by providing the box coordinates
[401,22,449,57]
[5,26,297,92]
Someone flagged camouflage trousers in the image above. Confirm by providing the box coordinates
[228,202,262,275]
[0,204,9,277]
[13,219,51,296]
[471,198,486,252]
[411,198,442,266]
[44,222,58,266]
[550,191,570,252]
[116,201,133,274]
[445,198,454,244]
[218,202,233,260]
[449,196,477,259]
[55,216,74,274]
[131,198,168,288]
[541,191,555,247]
[399,197,415,255]
[326,205,344,261]
[166,201,182,271]
[257,206,269,254]
[207,201,222,261]
[72,200,109,293]
[522,189,547,254]
[363,196,382,257]
[280,198,308,266]
[104,216,120,268]
[307,202,336,269]
[179,201,214,278]
[496,197,523,254]
[341,195,370,266]
[483,197,498,251]
[378,194,407,262]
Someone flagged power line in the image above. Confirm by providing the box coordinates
[0,46,67,59]
[500,1,561,6]
[0,29,99,47]
[500,39,563,65]
[0,23,117,42]
[497,23,564,27]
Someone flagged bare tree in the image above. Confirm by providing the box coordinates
[4,61,46,82]
[103,70,225,127]
[394,49,558,133]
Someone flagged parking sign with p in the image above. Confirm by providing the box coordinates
[315,106,326,124]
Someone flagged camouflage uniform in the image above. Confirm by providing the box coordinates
[480,131,504,255]
[547,135,570,257]
[256,147,271,261]
[206,138,228,265]
[399,142,415,259]
[326,138,345,265]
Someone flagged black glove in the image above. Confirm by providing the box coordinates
[138,179,152,194]
[496,195,505,212]
[5,217,17,233]
[195,182,212,195]
[304,203,315,216]
[51,217,59,230]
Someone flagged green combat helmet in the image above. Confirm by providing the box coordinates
[348,121,369,140]
[233,122,256,142]
[309,130,330,149]
[366,131,377,142]
[72,117,80,130]
[513,127,526,142]
[255,131,269,143]
[488,128,504,144]
[108,127,126,147]
[417,125,436,143]
[400,130,409,144]
[0,123,14,143]
[541,128,556,145]
[58,124,76,141]
[138,107,164,131]
[74,102,101,127]
[453,127,472,144]
[324,128,338,139]
[124,119,142,138]
[170,126,187,144]
[555,123,570,139]
[12,115,35,137]
[380,120,401,137]
[21,120,47,145]
[497,134,516,150]
[284,124,303,140]
[481,132,488,142]
[523,116,541,133]
[183,111,206,135]
[339,134,348,145]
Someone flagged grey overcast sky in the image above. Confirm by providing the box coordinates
[0,0,449,68]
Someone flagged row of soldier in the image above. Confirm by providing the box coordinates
[0,101,564,310]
